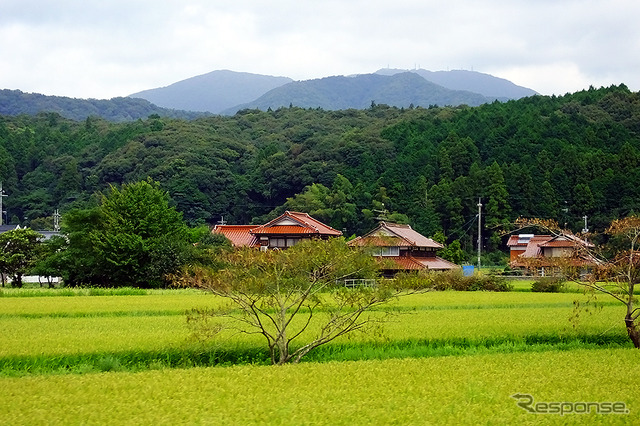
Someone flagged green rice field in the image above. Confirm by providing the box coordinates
[1,287,638,424]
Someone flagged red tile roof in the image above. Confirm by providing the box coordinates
[349,222,443,248]
[250,211,342,236]
[538,235,594,248]
[520,236,555,257]
[380,256,459,271]
[251,225,319,234]
[506,234,552,247]
[414,257,460,270]
[213,225,258,247]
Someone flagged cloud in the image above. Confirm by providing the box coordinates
[0,0,638,98]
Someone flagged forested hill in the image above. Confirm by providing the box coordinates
[0,84,638,257]
[0,89,207,122]
[222,73,492,114]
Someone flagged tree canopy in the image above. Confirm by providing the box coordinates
[0,228,42,287]
[59,179,190,287]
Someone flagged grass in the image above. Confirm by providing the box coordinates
[0,286,205,297]
[1,348,637,424]
[0,290,627,370]
[0,286,636,423]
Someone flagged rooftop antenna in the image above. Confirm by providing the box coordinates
[0,182,7,226]
[582,215,589,234]
[218,216,227,226]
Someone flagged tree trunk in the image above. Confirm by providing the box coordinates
[625,314,640,349]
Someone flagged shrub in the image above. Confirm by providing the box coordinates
[431,270,512,292]
[531,277,565,293]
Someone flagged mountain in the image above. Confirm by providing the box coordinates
[222,72,492,114]
[375,68,538,100]
[1,69,538,120]
[129,70,293,114]
[0,89,206,122]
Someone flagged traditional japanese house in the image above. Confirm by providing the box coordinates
[348,222,459,276]
[507,233,597,275]
[213,211,342,250]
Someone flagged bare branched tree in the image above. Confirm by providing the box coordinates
[172,238,426,365]
[505,216,640,348]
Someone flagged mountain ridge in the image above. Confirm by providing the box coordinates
[129,70,293,114]
[0,89,206,122]
[222,72,493,114]
[375,68,538,100]
[0,68,539,121]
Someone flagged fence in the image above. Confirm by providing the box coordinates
[341,279,377,288]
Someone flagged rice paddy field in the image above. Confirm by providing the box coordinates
[1,285,639,424]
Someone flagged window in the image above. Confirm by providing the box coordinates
[269,238,286,248]
[379,246,399,256]
[269,237,300,248]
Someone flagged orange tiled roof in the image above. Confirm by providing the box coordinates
[349,222,442,249]
[414,257,460,270]
[380,256,459,271]
[538,235,594,248]
[520,236,555,257]
[250,211,342,236]
[252,225,320,235]
[506,234,553,247]
[213,225,258,247]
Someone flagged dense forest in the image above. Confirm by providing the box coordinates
[1,84,639,262]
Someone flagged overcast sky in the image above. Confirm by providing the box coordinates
[1,0,638,99]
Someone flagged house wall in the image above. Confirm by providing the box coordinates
[510,249,525,261]
[543,247,573,258]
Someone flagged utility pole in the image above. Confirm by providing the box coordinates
[477,198,482,270]
[53,209,60,232]
[0,182,7,226]
[582,215,589,234]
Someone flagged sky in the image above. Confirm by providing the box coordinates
[1,0,639,99]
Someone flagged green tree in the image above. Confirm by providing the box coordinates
[573,183,595,215]
[29,235,68,288]
[62,179,190,287]
[440,240,466,264]
[0,228,42,287]
[485,161,511,228]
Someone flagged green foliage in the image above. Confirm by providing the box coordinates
[60,179,190,287]
[437,238,467,264]
[430,270,512,292]
[0,228,43,288]
[531,277,566,293]
[1,85,640,256]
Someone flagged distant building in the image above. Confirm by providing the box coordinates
[348,222,459,276]
[507,233,597,276]
[0,224,21,234]
[0,225,61,241]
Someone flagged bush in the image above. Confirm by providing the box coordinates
[431,270,512,292]
[531,277,565,293]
